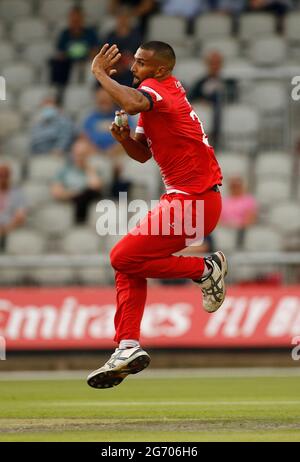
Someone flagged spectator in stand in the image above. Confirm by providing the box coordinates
[82,86,133,198]
[104,7,142,86]
[49,6,99,102]
[188,50,238,149]
[105,7,142,55]
[246,0,292,32]
[82,87,120,154]
[108,0,157,37]
[221,176,258,249]
[213,0,246,13]
[0,165,27,251]
[51,139,103,223]
[30,96,76,156]
[158,0,204,33]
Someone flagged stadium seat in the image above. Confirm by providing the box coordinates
[12,18,48,46]
[213,227,239,253]
[0,21,5,39]
[88,155,114,195]
[243,226,282,251]
[33,203,74,237]
[255,152,293,180]
[245,82,286,115]
[195,14,232,42]
[147,15,187,45]
[6,229,47,255]
[121,156,161,199]
[0,268,24,285]
[222,104,260,153]
[250,36,287,66]
[4,132,30,158]
[96,15,117,38]
[0,110,22,138]
[239,13,276,42]
[28,157,64,182]
[84,0,109,24]
[23,181,51,210]
[64,85,92,116]
[255,178,291,208]
[201,38,239,60]
[23,41,54,69]
[77,265,112,285]
[192,103,214,135]
[0,43,16,65]
[0,0,32,22]
[30,267,75,286]
[60,227,104,255]
[174,59,205,88]
[217,153,250,178]
[39,0,72,23]
[285,12,300,43]
[104,233,124,253]
[19,86,54,116]
[2,63,35,92]
[268,202,300,234]
[48,18,68,39]
[222,58,256,80]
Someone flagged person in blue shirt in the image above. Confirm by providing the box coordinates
[30,96,76,155]
[82,86,119,153]
[82,86,135,197]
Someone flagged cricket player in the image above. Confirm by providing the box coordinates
[87,41,227,388]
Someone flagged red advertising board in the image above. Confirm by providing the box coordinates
[0,286,300,349]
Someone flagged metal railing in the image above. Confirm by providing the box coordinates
[0,252,299,284]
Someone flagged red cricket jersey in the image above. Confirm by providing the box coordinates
[136,75,222,195]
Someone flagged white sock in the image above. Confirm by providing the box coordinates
[119,340,140,350]
[201,261,213,279]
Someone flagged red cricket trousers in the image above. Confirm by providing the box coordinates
[110,188,222,343]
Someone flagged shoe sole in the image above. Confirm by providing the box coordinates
[87,354,151,389]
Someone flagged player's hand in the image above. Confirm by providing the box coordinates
[91,44,121,77]
[110,122,130,143]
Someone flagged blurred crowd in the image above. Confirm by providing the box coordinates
[0,0,300,285]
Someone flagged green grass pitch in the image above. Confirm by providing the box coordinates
[0,371,300,442]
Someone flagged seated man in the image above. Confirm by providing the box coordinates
[30,96,76,156]
[189,51,238,149]
[0,165,27,251]
[51,139,103,223]
[49,6,99,100]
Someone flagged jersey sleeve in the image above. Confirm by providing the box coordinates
[135,113,145,135]
[138,78,171,113]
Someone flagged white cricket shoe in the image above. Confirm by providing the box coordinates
[195,251,228,313]
[87,346,151,389]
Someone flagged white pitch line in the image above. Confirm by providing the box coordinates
[38,400,300,407]
[0,368,300,381]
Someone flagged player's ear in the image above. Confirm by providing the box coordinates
[155,65,167,79]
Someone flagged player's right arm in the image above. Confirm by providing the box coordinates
[110,123,152,163]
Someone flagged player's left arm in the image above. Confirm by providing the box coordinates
[91,44,151,115]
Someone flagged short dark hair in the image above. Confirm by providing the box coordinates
[140,41,176,70]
